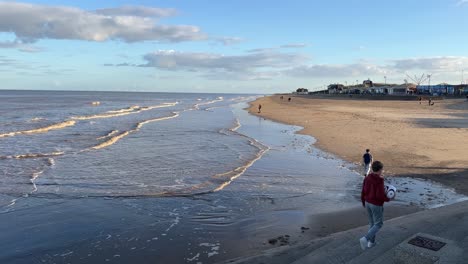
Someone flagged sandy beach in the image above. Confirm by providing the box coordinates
[249,95,468,195]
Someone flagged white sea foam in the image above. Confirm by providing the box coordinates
[211,137,269,192]
[29,117,47,122]
[31,169,45,193]
[96,130,120,140]
[72,102,178,120]
[90,131,131,150]
[161,124,269,196]
[0,120,76,138]
[199,243,221,258]
[230,118,241,132]
[0,151,65,160]
[87,112,180,151]
[193,97,224,110]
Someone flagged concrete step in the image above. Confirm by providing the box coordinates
[221,201,468,264]
[222,237,331,264]
[294,201,468,264]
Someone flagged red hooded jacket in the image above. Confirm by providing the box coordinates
[361,173,390,206]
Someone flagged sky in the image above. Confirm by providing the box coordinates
[1,0,468,93]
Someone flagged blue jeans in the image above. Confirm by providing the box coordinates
[365,202,384,243]
[363,163,371,176]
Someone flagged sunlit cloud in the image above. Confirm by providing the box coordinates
[0,2,206,43]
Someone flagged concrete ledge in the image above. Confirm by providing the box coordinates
[372,233,463,264]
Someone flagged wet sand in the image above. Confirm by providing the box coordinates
[250,95,468,195]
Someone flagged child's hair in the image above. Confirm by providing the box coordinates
[371,161,383,172]
[366,149,370,152]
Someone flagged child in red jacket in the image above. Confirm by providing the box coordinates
[359,161,392,250]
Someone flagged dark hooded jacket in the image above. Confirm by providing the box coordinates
[361,172,390,206]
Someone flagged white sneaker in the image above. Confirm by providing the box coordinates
[367,241,376,248]
[359,237,367,250]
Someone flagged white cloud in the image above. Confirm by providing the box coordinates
[201,71,282,81]
[0,2,206,43]
[280,43,308,48]
[214,37,244,46]
[285,63,390,78]
[247,48,277,53]
[457,0,468,6]
[95,6,177,18]
[0,39,43,52]
[132,50,308,80]
[284,57,468,79]
[141,50,309,72]
[0,56,18,67]
[392,56,468,72]
[247,43,308,53]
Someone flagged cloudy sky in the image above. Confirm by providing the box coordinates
[1,0,467,93]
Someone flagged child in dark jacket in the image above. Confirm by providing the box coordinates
[359,161,392,250]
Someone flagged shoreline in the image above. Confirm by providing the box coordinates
[249,95,468,195]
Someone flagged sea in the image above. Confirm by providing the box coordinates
[0,90,466,264]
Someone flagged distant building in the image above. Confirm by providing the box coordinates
[295,88,309,94]
[454,84,468,95]
[363,79,373,88]
[327,84,345,94]
[417,83,456,95]
[377,85,410,95]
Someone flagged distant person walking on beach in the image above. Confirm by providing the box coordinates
[280,96,284,100]
[288,97,291,102]
[258,104,262,113]
[362,149,373,176]
[360,161,391,250]
[419,97,422,104]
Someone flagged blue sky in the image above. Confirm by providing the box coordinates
[1,0,467,93]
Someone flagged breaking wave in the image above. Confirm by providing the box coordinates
[72,102,178,120]
[194,97,224,110]
[87,112,180,151]
[160,120,269,197]
[0,120,76,138]
[96,130,119,140]
[0,151,65,160]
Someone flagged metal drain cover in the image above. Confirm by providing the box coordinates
[408,236,446,251]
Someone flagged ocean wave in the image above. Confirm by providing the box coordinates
[211,133,269,192]
[89,131,131,150]
[29,117,47,122]
[96,130,119,140]
[159,126,269,197]
[230,118,241,132]
[106,105,140,114]
[87,112,180,151]
[72,102,178,120]
[0,120,76,138]
[0,151,64,160]
[193,97,224,110]
[135,112,180,129]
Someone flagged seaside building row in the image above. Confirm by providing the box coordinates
[300,80,468,96]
